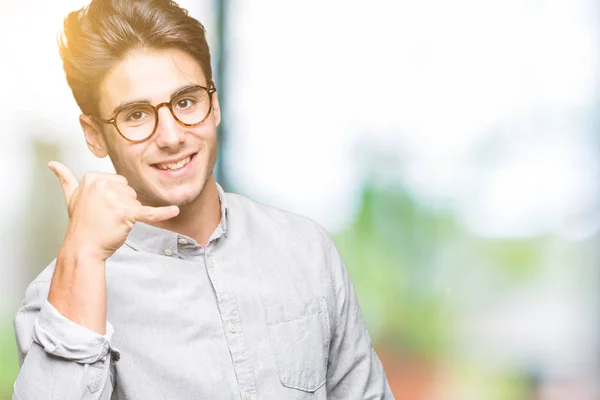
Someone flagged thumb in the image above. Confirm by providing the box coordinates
[48,161,79,204]
[135,205,180,224]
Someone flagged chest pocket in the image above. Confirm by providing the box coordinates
[265,296,330,392]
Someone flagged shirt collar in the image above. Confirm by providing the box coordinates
[126,182,229,256]
[216,182,229,234]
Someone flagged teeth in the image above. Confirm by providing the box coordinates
[157,156,191,171]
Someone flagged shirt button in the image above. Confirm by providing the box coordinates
[229,323,236,333]
[164,248,173,256]
[178,238,188,245]
[245,392,253,400]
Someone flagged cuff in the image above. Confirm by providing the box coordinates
[32,300,120,364]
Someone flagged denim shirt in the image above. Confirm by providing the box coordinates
[13,184,394,399]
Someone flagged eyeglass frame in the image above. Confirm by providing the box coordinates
[89,83,217,144]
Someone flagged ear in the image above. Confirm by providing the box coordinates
[211,79,221,127]
[79,114,109,158]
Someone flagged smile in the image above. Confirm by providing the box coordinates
[155,155,192,171]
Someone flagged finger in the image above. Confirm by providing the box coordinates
[48,161,79,204]
[111,182,138,199]
[107,182,137,199]
[102,173,128,185]
[82,172,128,185]
[134,205,180,223]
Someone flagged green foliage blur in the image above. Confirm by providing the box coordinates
[332,181,548,397]
[0,321,18,400]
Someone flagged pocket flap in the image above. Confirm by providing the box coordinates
[265,296,328,325]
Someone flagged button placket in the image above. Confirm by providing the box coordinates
[204,251,256,398]
[206,255,215,269]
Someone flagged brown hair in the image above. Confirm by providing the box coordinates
[59,0,213,116]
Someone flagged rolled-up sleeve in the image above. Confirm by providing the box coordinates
[13,281,118,400]
[320,229,395,399]
[33,300,119,364]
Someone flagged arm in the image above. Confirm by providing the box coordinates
[12,271,118,400]
[13,162,178,400]
[322,232,395,399]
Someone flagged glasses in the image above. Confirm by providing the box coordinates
[91,84,217,143]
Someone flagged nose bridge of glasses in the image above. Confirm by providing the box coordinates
[155,101,173,113]
[155,101,180,123]
[154,101,185,140]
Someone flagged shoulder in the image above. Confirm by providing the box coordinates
[224,191,332,246]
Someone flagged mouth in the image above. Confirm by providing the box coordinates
[153,154,194,171]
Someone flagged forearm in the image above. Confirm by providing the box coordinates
[48,240,107,335]
[13,285,119,400]
[13,342,114,400]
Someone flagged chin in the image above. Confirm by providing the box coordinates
[171,194,200,208]
[164,184,205,208]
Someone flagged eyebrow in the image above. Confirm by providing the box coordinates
[109,84,205,118]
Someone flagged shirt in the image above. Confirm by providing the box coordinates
[13,184,394,400]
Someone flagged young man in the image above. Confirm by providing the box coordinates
[13,0,393,399]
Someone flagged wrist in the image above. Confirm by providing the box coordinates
[60,235,107,264]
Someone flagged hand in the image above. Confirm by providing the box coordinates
[49,161,179,261]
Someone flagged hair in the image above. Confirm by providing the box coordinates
[58,0,213,116]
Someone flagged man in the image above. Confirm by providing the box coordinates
[12,0,393,399]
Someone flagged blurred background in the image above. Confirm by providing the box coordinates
[1,0,599,399]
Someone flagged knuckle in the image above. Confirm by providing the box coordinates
[145,209,156,220]
[83,172,98,182]
[114,205,130,220]
[125,218,135,229]
[122,185,137,199]
[80,174,89,186]
[96,179,110,193]
[95,179,108,190]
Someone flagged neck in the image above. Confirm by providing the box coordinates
[150,175,222,247]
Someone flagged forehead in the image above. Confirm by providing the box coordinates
[99,48,207,114]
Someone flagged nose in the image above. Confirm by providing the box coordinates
[153,104,185,149]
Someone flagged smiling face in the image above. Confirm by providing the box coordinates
[81,48,221,209]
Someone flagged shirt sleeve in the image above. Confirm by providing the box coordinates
[12,281,118,400]
[33,300,119,364]
[321,229,395,399]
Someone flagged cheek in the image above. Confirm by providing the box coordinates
[106,143,147,176]
[191,124,218,144]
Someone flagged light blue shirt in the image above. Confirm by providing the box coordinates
[13,184,394,399]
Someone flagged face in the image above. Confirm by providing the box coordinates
[81,48,221,208]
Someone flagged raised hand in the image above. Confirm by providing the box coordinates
[49,161,179,261]
[46,161,179,334]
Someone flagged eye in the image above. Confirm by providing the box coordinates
[175,98,196,110]
[126,110,147,121]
